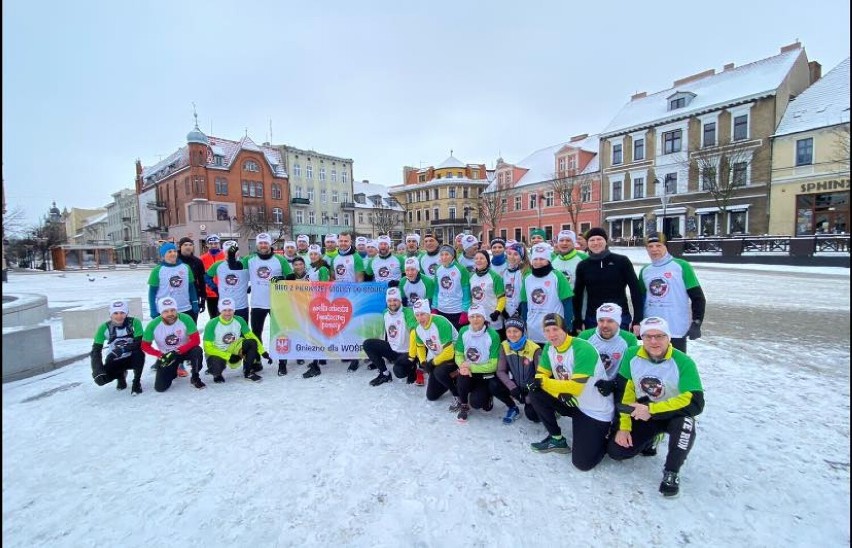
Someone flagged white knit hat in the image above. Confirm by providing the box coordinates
[412,299,431,315]
[461,234,479,251]
[297,234,310,243]
[157,297,178,314]
[377,235,392,246]
[596,303,622,323]
[256,233,273,245]
[557,230,577,244]
[406,233,421,244]
[468,303,487,318]
[530,244,552,262]
[308,244,322,255]
[109,300,129,315]
[639,316,671,338]
[219,298,236,311]
[404,257,419,270]
[386,287,402,302]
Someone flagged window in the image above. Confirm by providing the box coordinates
[611,219,624,239]
[308,211,315,224]
[796,138,814,166]
[612,144,623,165]
[214,155,224,166]
[343,214,350,226]
[558,158,566,172]
[445,172,452,179]
[449,207,456,219]
[332,190,339,203]
[319,189,328,203]
[407,211,413,222]
[498,173,504,185]
[472,169,479,178]
[633,177,644,199]
[545,191,554,207]
[702,167,717,191]
[634,138,645,161]
[580,183,591,202]
[529,194,538,210]
[631,218,644,239]
[500,199,507,214]
[273,207,284,224]
[433,207,439,219]
[580,222,591,234]
[241,180,249,196]
[294,163,301,178]
[425,210,430,220]
[307,188,314,201]
[663,129,682,154]
[448,187,457,199]
[732,162,747,186]
[418,174,426,183]
[463,187,469,199]
[433,189,439,199]
[561,223,571,231]
[306,164,313,179]
[215,177,228,195]
[271,183,282,200]
[703,122,716,147]
[457,171,463,178]
[243,160,260,172]
[514,228,522,242]
[733,115,748,141]
[699,213,718,236]
[505,171,512,184]
[669,97,686,110]
[331,169,337,182]
[421,190,427,201]
[295,185,302,198]
[612,180,622,201]
[295,209,304,224]
[341,171,348,183]
[664,173,678,194]
[342,192,349,203]
[544,226,554,241]
[185,178,190,194]
[319,167,326,181]
[514,196,521,211]
[729,210,747,234]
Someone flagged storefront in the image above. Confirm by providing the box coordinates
[795,186,850,235]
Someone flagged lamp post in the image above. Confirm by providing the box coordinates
[654,178,671,239]
[463,206,472,235]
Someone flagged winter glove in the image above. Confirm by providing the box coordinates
[489,310,501,322]
[227,244,239,257]
[271,276,287,283]
[387,279,400,288]
[526,377,543,393]
[687,320,702,340]
[572,318,584,336]
[228,353,242,364]
[198,300,206,313]
[93,373,110,386]
[510,387,523,403]
[161,351,177,367]
[458,312,469,326]
[422,360,435,375]
[105,349,122,362]
[501,309,510,319]
[261,352,273,365]
[594,378,617,397]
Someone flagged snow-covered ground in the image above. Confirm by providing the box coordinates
[2,260,850,547]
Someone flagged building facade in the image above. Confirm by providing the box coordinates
[599,43,817,239]
[484,134,602,244]
[390,155,490,243]
[64,206,106,244]
[136,124,290,253]
[278,145,354,242]
[770,57,850,235]
[106,188,143,263]
[347,180,405,241]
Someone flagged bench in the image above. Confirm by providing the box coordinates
[2,325,55,382]
[60,297,143,340]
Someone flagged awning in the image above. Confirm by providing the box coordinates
[605,214,645,221]
[651,206,688,215]
[694,204,751,214]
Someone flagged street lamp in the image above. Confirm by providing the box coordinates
[463,206,472,235]
[654,178,671,239]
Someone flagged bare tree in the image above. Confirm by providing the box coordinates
[830,122,850,167]
[2,205,27,239]
[479,182,518,241]
[690,140,761,236]
[550,170,595,230]
[371,204,396,236]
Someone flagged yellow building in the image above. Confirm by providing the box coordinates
[770,57,850,235]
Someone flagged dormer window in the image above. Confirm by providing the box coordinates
[667,91,696,111]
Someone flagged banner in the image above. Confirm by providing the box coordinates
[269,281,388,360]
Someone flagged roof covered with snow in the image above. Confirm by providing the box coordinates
[485,135,600,192]
[437,155,466,169]
[775,57,851,136]
[352,181,404,210]
[603,48,805,136]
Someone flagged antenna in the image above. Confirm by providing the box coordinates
[269,119,273,143]
[192,102,199,128]
[450,148,453,157]
[210,119,213,134]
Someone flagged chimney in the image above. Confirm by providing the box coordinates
[570,133,589,142]
[673,69,716,88]
[780,42,801,53]
[808,61,822,84]
[631,91,647,101]
[723,63,735,71]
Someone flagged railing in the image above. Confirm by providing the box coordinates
[431,217,478,226]
[291,197,310,206]
[339,202,356,209]
[146,201,167,211]
[670,235,850,257]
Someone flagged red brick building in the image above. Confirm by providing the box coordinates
[135,123,290,253]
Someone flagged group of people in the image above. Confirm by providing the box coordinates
[91,226,706,497]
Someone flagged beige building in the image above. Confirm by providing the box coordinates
[106,188,143,263]
[346,180,405,241]
[64,206,107,244]
[770,57,850,235]
[599,43,818,239]
[390,155,491,243]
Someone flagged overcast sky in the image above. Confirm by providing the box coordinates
[3,0,849,227]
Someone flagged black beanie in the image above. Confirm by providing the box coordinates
[504,315,525,332]
[178,237,193,247]
[585,227,608,242]
[645,232,666,245]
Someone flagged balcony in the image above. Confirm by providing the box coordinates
[147,201,167,211]
[291,197,311,207]
[431,217,478,227]
[340,202,356,210]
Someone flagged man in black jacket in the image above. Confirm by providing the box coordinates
[178,237,207,321]
[572,227,643,333]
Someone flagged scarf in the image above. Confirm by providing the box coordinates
[508,335,528,352]
[530,263,553,278]
[491,253,507,267]
[651,253,673,267]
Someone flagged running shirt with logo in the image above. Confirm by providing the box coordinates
[469,270,505,326]
[399,275,436,308]
[502,266,525,317]
[202,315,262,359]
[457,254,476,273]
[419,252,441,277]
[413,315,458,361]
[207,260,250,310]
[241,254,292,309]
[454,325,501,374]
[93,317,143,360]
[307,264,330,281]
[540,337,613,422]
[384,307,417,353]
[367,254,404,282]
[434,262,471,314]
[148,263,195,312]
[331,251,365,282]
[639,257,700,338]
[617,346,703,430]
[143,313,197,353]
[520,269,573,343]
[490,258,508,277]
[577,328,639,380]
[551,249,587,289]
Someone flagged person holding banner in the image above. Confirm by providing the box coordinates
[205,240,250,323]
[331,232,366,372]
[453,304,502,423]
[419,232,441,277]
[243,233,292,375]
[289,256,309,280]
[433,244,471,329]
[203,298,270,383]
[366,235,404,285]
[363,287,419,386]
[469,250,507,338]
[409,299,460,405]
[306,245,331,281]
[398,257,435,308]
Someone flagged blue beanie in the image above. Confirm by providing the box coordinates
[159,242,177,257]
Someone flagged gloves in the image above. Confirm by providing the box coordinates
[261,351,273,365]
[489,310,501,322]
[161,351,177,367]
[501,309,510,319]
[198,300,206,313]
[422,360,435,375]
[271,276,287,283]
[227,245,238,257]
[594,378,616,397]
[572,319,584,336]
[510,387,523,403]
[106,349,122,362]
[526,377,543,393]
[387,279,400,288]
[93,373,109,386]
[228,353,242,364]
[687,320,702,340]
[458,312,469,326]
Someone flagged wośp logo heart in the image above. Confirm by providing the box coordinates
[309,296,353,336]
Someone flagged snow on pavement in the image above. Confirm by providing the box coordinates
[2,264,849,547]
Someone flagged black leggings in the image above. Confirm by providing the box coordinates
[250,308,270,341]
[435,310,466,330]
[670,337,687,353]
[426,363,459,401]
[363,339,406,375]
[488,377,519,409]
[102,350,145,383]
[529,390,611,471]
[607,415,697,473]
[456,373,491,408]
[205,339,260,377]
[155,347,203,392]
[206,297,219,319]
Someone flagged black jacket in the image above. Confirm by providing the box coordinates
[181,254,207,301]
[573,251,644,325]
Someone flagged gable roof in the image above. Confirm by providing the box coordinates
[486,135,600,192]
[775,57,851,136]
[437,155,465,169]
[603,48,805,136]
